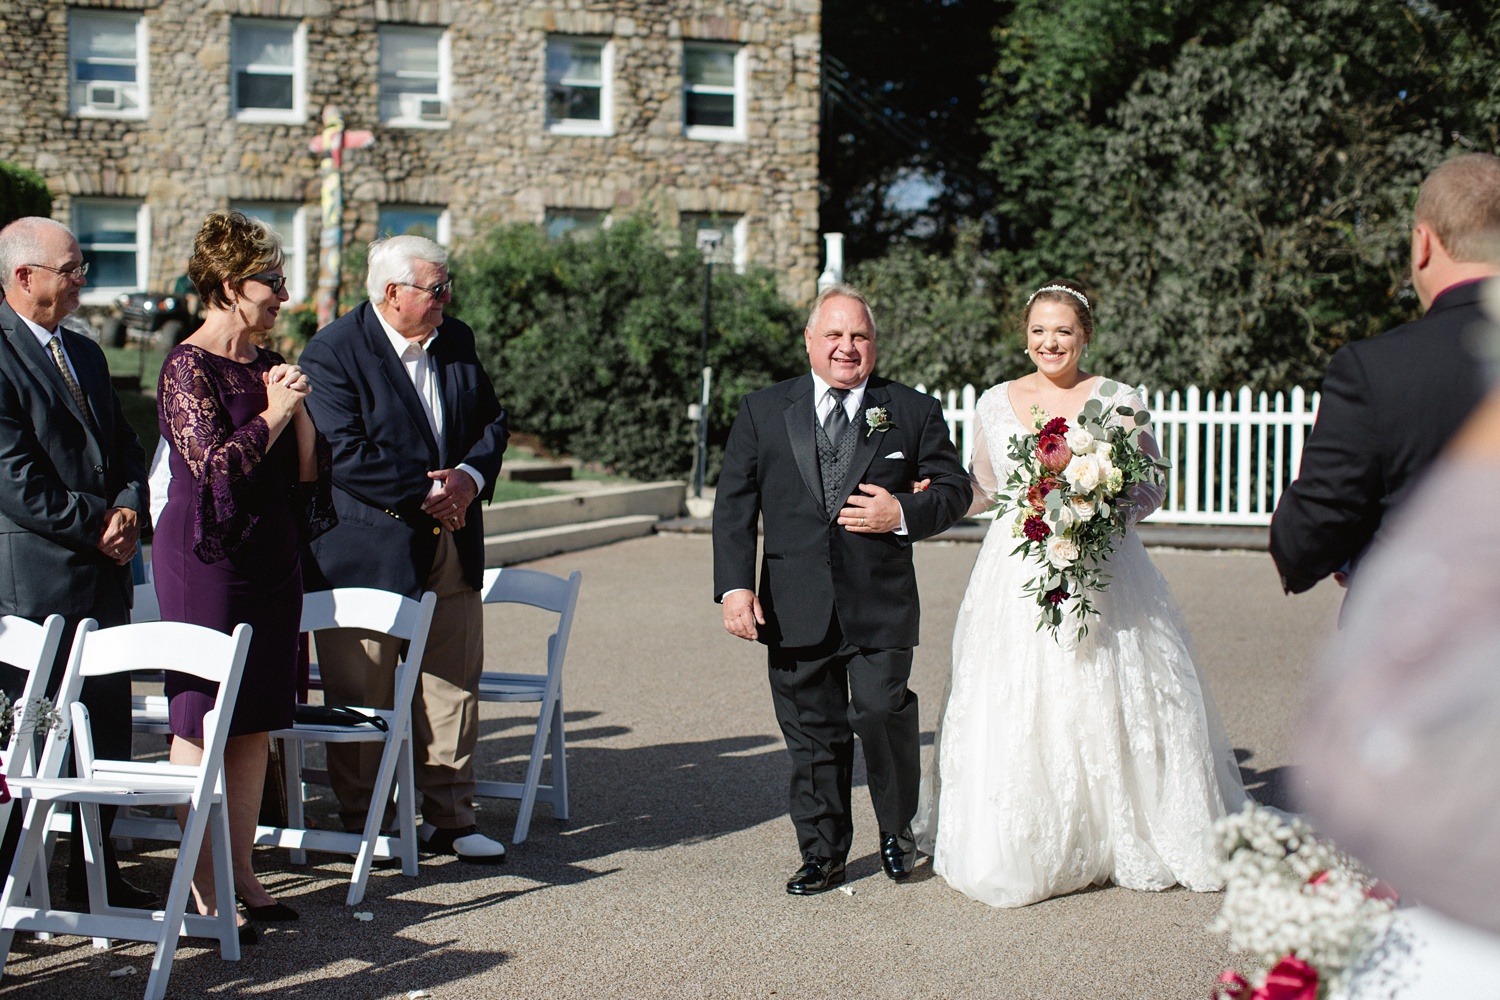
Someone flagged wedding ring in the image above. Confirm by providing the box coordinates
[860,517,866,527]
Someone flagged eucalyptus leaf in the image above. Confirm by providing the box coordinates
[1081,398,1103,417]
[1115,406,1135,417]
[1134,410,1150,426]
[1045,489,1065,509]
[1099,380,1119,396]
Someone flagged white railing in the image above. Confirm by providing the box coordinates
[919,384,1321,527]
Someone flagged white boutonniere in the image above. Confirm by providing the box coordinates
[864,406,894,438]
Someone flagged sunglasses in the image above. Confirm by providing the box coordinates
[246,272,288,294]
[398,279,454,298]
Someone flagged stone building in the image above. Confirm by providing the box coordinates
[0,0,822,313]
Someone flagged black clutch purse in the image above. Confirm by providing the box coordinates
[292,704,388,731]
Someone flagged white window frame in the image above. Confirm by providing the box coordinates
[377,205,451,246]
[230,17,307,124]
[231,202,309,303]
[680,212,748,274]
[545,36,614,137]
[542,208,607,240]
[682,42,746,142]
[73,199,150,305]
[69,10,149,120]
[378,25,451,129]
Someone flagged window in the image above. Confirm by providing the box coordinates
[378,205,449,244]
[379,26,449,126]
[545,36,612,135]
[680,212,746,273]
[543,209,605,240]
[231,18,305,122]
[69,11,148,117]
[232,202,308,303]
[682,43,745,141]
[73,199,148,302]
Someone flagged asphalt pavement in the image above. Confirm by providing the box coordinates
[0,531,1343,999]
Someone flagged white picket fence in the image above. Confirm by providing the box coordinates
[919,384,1322,527]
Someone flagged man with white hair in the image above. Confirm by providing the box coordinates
[300,235,509,862]
[0,216,151,904]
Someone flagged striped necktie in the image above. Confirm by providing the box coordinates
[46,336,93,426]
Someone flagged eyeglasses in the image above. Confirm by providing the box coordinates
[24,261,89,280]
[245,272,287,294]
[398,279,453,298]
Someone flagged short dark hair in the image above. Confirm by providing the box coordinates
[188,210,283,312]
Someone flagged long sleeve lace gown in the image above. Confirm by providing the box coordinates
[914,379,1247,907]
[152,344,335,737]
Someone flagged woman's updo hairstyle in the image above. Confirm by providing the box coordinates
[188,210,283,312]
[1023,278,1095,342]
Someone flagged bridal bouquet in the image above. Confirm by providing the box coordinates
[1211,805,1397,1000]
[996,381,1168,640]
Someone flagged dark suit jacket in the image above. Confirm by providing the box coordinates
[299,302,508,598]
[0,299,147,623]
[1269,280,1491,593]
[712,374,971,649]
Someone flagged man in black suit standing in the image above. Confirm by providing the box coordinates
[713,284,971,894]
[1271,153,1500,593]
[300,235,509,863]
[0,216,151,905]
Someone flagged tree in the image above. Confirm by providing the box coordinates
[451,218,803,482]
[0,161,51,228]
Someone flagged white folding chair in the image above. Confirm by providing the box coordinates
[0,615,65,833]
[0,619,252,1000]
[473,567,581,843]
[254,588,436,906]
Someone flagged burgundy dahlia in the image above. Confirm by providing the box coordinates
[1023,516,1051,542]
[1045,587,1069,606]
[1041,416,1069,436]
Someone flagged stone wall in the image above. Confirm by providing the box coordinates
[0,0,821,308]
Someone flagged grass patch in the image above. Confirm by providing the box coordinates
[103,343,169,391]
[117,390,160,457]
[489,478,558,503]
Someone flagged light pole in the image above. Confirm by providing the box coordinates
[691,229,723,499]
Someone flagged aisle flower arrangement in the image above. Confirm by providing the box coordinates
[996,380,1168,640]
[1211,804,1398,1000]
[0,693,62,803]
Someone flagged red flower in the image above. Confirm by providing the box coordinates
[1035,434,1072,473]
[1214,970,1250,999]
[1026,476,1062,511]
[1041,416,1069,436]
[1366,879,1399,903]
[1045,587,1068,606]
[1306,869,1330,887]
[1023,515,1051,542]
[1255,956,1318,1000]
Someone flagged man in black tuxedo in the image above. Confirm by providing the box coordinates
[1271,153,1500,593]
[0,216,151,906]
[300,235,510,863]
[713,285,971,894]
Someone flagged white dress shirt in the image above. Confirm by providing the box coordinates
[19,314,80,381]
[373,306,486,495]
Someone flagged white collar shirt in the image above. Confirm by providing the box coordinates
[811,372,867,426]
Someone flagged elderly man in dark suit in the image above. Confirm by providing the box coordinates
[300,235,509,863]
[0,216,151,906]
[1271,153,1500,594]
[713,284,971,894]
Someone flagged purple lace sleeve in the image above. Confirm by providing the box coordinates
[158,349,270,563]
[297,429,338,544]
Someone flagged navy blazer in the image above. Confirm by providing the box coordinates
[0,299,147,622]
[712,374,971,649]
[299,302,508,598]
[1270,280,1491,593]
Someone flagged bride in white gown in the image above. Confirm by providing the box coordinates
[914,279,1247,908]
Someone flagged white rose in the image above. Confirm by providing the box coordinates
[1063,454,1101,492]
[1068,495,1096,521]
[1045,534,1079,569]
[1090,436,1114,458]
[1050,502,1076,535]
[1064,427,1094,455]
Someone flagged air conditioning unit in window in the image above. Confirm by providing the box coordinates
[85,82,122,111]
[417,99,447,121]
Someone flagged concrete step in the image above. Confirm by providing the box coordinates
[483,514,659,567]
[482,481,685,535]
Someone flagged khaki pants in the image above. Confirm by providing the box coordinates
[315,531,483,830]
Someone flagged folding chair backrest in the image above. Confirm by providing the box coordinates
[0,614,64,773]
[480,568,581,673]
[301,588,433,644]
[38,621,252,794]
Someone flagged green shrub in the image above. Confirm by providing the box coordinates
[452,217,804,482]
[0,161,51,228]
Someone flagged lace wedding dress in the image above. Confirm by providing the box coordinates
[914,379,1248,907]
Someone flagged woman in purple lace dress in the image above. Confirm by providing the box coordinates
[153,211,334,929]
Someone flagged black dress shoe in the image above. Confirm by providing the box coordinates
[64,875,159,910]
[786,857,846,895]
[236,895,299,922]
[880,830,916,881]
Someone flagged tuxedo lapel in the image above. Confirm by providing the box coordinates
[835,381,888,507]
[361,308,441,465]
[781,377,822,508]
